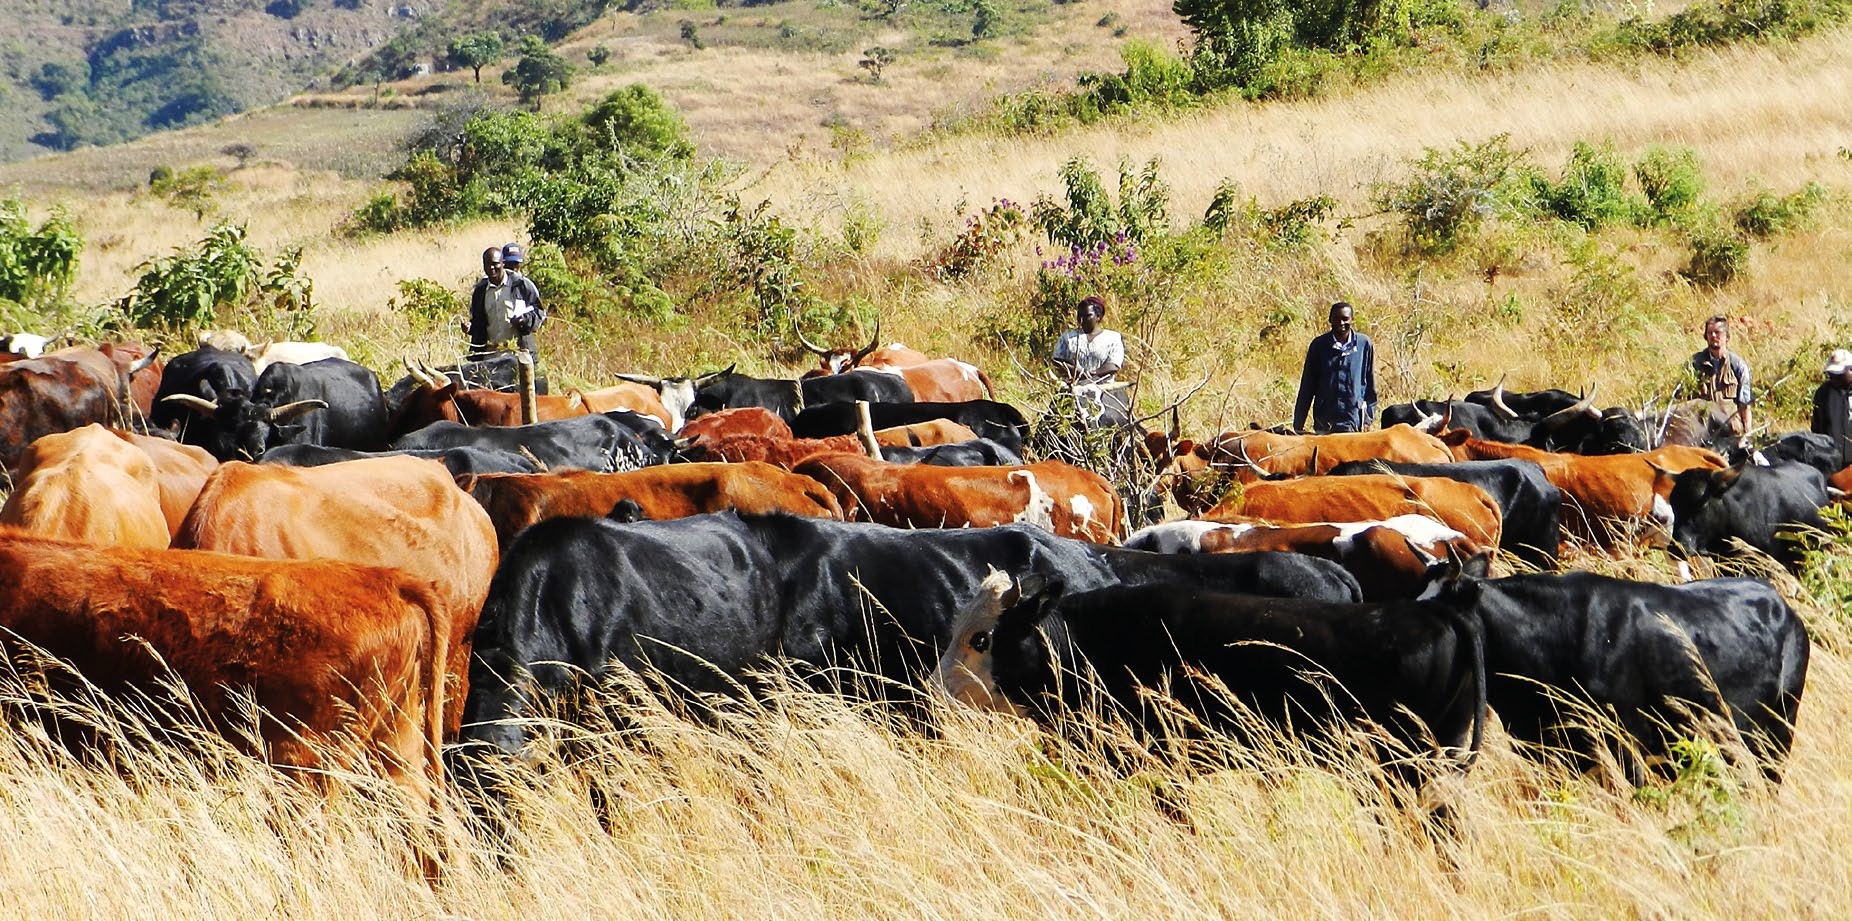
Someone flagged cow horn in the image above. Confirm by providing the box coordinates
[160,393,220,415]
[1414,407,1442,434]
[1168,405,1181,441]
[1829,486,1848,501]
[128,347,160,375]
[267,399,328,421]
[1440,396,1454,431]
[1713,463,1746,492]
[695,363,736,385]
[1490,374,1518,420]
[1402,533,1442,569]
[1228,438,1271,478]
[401,357,429,387]
[1545,383,1598,422]
[852,321,881,364]
[613,372,664,387]
[420,361,456,390]
[567,390,586,410]
[795,327,831,358]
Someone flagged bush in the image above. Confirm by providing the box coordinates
[1373,133,1537,254]
[933,198,1028,279]
[1734,182,1828,238]
[1032,157,1170,250]
[148,164,227,219]
[588,44,612,66]
[1532,141,1637,229]
[117,223,265,330]
[1682,221,1749,287]
[1633,145,1705,224]
[580,84,696,160]
[388,277,459,329]
[0,200,82,306]
[503,36,574,106]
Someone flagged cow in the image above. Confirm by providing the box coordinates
[684,366,805,422]
[875,419,980,447]
[160,357,387,460]
[678,407,793,453]
[1758,432,1843,477]
[1123,514,1488,601]
[393,413,660,473]
[1464,379,1582,418]
[97,342,164,419]
[796,328,990,402]
[0,425,169,549]
[881,438,1024,467]
[796,326,883,376]
[566,383,672,429]
[1468,572,1808,781]
[173,457,497,735]
[790,399,1031,454]
[935,566,1487,811]
[1395,382,1646,455]
[0,332,48,358]
[0,528,445,801]
[687,424,980,469]
[459,463,842,547]
[260,444,541,476]
[112,430,219,540]
[250,341,350,377]
[611,367,735,433]
[148,346,256,437]
[1382,399,1532,443]
[1663,461,1829,571]
[381,354,552,428]
[452,512,1362,778]
[1151,425,1454,511]
[1328,458,1562,569]
[389,361,581,435]
[1440,431,1726,546]
[799,369,915,409]
[0,349,124,472]
[794,453,1121,541]
[1207,473,1503,550]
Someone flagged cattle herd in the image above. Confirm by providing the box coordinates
[0,329,1842,832]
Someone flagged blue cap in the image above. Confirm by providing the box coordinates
[501,242,526,265]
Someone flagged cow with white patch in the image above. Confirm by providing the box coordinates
[250,341,351,377]
[0,333,49,359]
[793,452,1121,541]
[1125,514,1489,600]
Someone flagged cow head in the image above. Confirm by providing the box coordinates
[936,570,1063,718]
[1404,539,1489,605]
[159,390,328,460]
[616,365,736,431]
[1660,462,1750,558]
[797,322,880,376]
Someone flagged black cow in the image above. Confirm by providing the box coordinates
[149,347,256,437]
[935,570,1486,801]
[393,413,648,472]
[1758,432,1842,477]
[259,444,542,476]
[1664,461,1828,571]
[691,369,805,422]
[800,368,914,407]
[880,438,1023,467]
[1470,572,1808,781]
[1328,458,1562,568]
[1382,400,1531,444]
[791,399,1031,454]
[1464,384,1581,418]
[454,513,1360,768]
[158,357,386,461]
[1527,406,1647,456]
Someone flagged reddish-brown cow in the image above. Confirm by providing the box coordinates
[678,407,794,453]
[461,462,843,546]
[567,383,673,429]
[1126,514,1485,601]
[0,425,169,548]
[0,348,124,471]
[794,452,1122,541]
[1153,424,1454,511]
[173,457,497,735]
[1440,430,1726,545]
[113,431,218,538]
[0,528,445,800]
[1207,473,1503,549]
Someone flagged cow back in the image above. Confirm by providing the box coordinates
[1213,474,1502,549]
[0,425,168,548]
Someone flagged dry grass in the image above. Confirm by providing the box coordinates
[0,545,1848,920]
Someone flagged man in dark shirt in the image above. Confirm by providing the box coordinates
[464,244,544,361]
[1813,349,1852,468]
[1293,301,1376,434]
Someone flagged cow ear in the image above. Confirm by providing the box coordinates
[1712,463,1747,495]
[1000,574,1064,632]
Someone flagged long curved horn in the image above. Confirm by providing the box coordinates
[402,357,434,388]
[128,347,160,375]
[613,372,665,387]
[1545,383,1599,421]
[852,321,881,364]
[267,399,329,421]
[1490,373,1518,420]
[795,328,832,358]
[695,363,736,385]
[160,393,219,415]
[1440,395,1455,431]
[420,360,455,389]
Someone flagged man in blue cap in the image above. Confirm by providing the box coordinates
[464,242,545,361]
[1292,301,1376,434]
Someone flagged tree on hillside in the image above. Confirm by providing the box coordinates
[449,32,505,84]
[502,36,574,107]
[1172,0,1420,87]
[581,84,694,159]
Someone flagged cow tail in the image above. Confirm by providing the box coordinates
[976,368,997,400]
[1447,605,1488,767]
[420,587,448,789]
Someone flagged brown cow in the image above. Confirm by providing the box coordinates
[1440,430,1726,545]
[875,419,980,447]
[690,424,982,468]
[461,462,843,546]
[388,361,586,435]
[679,407,794,453]
[112,431,218,538]
[0,425,169,548]
[797,329,991,401]
[1126,514,1486,601]
[1154,425,1454,509]
[1831,465,1852,500]
[0,348,124,471]
[97,342,164,419]
[0,528,444,799]
[1206,474,1503,549]
[173,457,497,735]
[794,452,1122,541]
[567,383,673,429]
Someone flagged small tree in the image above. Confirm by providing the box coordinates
[587,44,612,67]
[859,47,894,82]
[449,32,506,84]
[972,0,1000,41]
[221,142,256,168]
[502,36,574,107]
[679,20,705,50]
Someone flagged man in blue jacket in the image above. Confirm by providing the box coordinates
[1293,301,1376,434]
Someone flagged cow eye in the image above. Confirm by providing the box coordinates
[970,631,990,652]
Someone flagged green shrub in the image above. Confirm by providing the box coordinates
[933,198,1028,279]
[1032,157,1170,250]
[388,277,460,330]
[1734,181,1828,238]
[149,164,227,219]
[580,84,696,160]
[1372,133,1537,254]
[1607,0,1849,56]
[503,35,574,106]
[0,200,81,306]
[117,223,265,330]
[1633,145,1705,224]
[1681,221,1749,287]
[1532,141,1637,229]
[588,44,612,67]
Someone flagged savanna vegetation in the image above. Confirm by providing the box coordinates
[0,0,1849,915]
